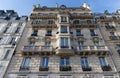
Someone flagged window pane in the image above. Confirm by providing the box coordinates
[78,41,84,46]
[23,57,30,67]
[60,58,64,66]
[3,50,10,60]
[99,57,107,66]
[45,42,51,47]
[81,57,89,67]
[41,57,49,66]
[61,26,67,33]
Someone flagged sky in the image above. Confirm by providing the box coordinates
[0,0,120,16]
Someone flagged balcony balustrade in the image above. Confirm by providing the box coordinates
[19,66,29,71]
[101,65,112,71]
[22,45,53,55]
[82,66,92,71]
[39,66,49,71]
[60,66,71,71]
[76,46,109,55]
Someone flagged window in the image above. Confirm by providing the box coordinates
[31,30,38,36]
[87,20,92,24]
[48,20,54,24]
[41,57,49,67]
[61,26,67,33]
[93,41,99,46]
[9,37,16,44]
[3,50,10,60]
[46,30,52,36]
[81,57,89,68]
[60,57,69,66]
[0,38,2,43]
[73,20,79,24]
[29,42,35,46]
[61,38,68,48]
[0,65,3,71]
[3,27,8,33]
[90,29,95,36]
[99,57,107,66]
[105,23,109,26]
[110,32,115,36]
[61,16,67,22]
[76,29,83,36]
[45,42,51,47]
[78,41,84,46]
[20,57,30,70]
[15,27,20,33]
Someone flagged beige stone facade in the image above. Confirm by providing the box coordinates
[4,4,120,78]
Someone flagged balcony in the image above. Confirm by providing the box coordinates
[72,22,97,28]
[55,46,74,56]
[19,66,29,71]
[105,26,116,30]
[82,66,92,71]
[109,36,120,40]
[45,34,52,36]
[60,66,71,71]
[22,45,54,55]
[30,13,57,19]
[76,46,109,55]
[101,65,112,71]
[31,21,57,28]
[76,34,84,36]
[39,66,49,71]
[70,13,93,19]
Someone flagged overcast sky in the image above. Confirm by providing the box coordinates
[0,0,120,16]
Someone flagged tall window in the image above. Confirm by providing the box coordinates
[29,42,35,46]
[46,30,52,36]
[48,20,54,24]
[3,27,8,33]
[93,41,99,46]
[3,50,10,60]
[61,17,67,22]
[99,57,107,66]
[110,32,115,36]
[76,29,82,36]
[21,57,30,68]
[41,57,49,67]
[61,38,68,48]
[61,26,67,33]
[90,29,95,36]
[81,57,89,68]
[15,27,20,33]
[45,42,51,47]
[9,37,15,44]
[73,20,79,24]
[32,30,38,36]
[60,57,69,66]
[78,41,84,46]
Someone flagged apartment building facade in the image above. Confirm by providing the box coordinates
[95,10,120,77]
[0,10,27,78]
[4,3,120,78]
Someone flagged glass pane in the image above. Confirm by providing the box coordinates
[66,58,69,66]
[60,58,64,66]
[23,57,30,67]
[99,57,107,66]
[42,57,49,66]
[61,26,67,33]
